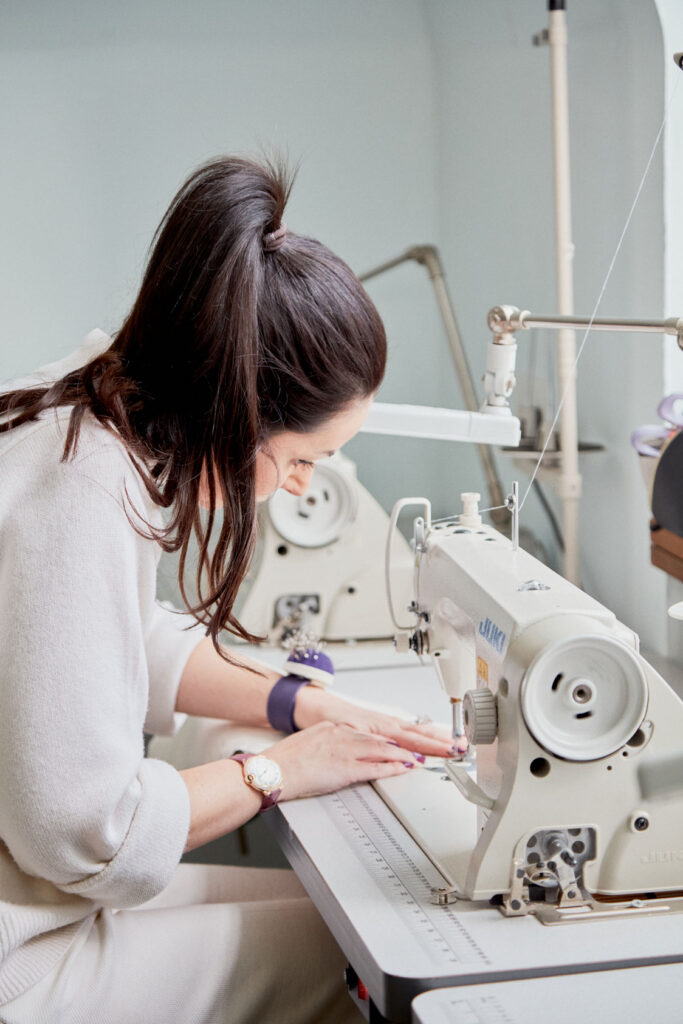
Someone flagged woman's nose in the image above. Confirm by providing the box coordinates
[282,468,312,497]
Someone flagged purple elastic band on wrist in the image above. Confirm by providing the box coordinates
[267,674,309,734]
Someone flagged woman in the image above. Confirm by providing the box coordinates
[0,157,453,1023]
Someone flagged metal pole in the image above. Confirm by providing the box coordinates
[360,246,507,519]
[549,0,581,585]
[487,307,683,339]
[522,315,683,336]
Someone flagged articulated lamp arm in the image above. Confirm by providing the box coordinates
[481,304,683,414]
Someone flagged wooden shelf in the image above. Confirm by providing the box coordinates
[651,520,683,583]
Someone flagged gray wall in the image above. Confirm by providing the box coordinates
[421,0,667,653]
[0,0,441,375]
[1,0,677,656]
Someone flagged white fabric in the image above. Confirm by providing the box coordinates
[0,363,205,1003]
[0,863,363,1024]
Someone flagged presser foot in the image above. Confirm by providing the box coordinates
[498,833,683,924]
[500,828,594,920]
[501,855,591,919]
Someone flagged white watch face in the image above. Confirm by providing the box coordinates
[245,755,282,793]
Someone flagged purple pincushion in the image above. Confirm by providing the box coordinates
[284,647,335,688]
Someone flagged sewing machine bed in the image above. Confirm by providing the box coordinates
[373,762,477,891]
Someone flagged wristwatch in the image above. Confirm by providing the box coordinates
[229,752,282,813]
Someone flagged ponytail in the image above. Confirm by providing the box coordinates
[0,156,387,651]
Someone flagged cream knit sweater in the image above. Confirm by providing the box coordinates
[0,342,203,1003]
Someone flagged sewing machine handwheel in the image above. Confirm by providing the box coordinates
[521,634,648,761]
[462,688,498,745]
[268,461,357,548]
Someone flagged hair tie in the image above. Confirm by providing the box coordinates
[263,222,287,253]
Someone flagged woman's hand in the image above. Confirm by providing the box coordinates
[262,721,422,801]
[292,687,458,758]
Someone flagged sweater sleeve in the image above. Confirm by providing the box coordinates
[0,444,190,908]
[144,601,205,736]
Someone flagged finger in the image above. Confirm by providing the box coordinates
[362,738,423,765]
[337,722,452,759]
[358,760,417,781]
[402,734,453,756]
[400,720,453,741]
[327,726,418,764]
[384,727,454,757]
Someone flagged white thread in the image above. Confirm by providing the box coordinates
[519,74,682,512]
[431,503,507,525]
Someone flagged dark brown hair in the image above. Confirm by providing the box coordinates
[0,156,387,649]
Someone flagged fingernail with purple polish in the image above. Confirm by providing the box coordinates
[412,753,426,764]
[402,761,415,768]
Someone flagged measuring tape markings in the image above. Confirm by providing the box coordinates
[434,994,515,1024]
[326,786,489,966]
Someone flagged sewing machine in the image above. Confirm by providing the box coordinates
[376,491,683,925]
[237,451,414,644]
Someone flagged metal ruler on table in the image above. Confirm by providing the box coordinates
[324,784,489,968]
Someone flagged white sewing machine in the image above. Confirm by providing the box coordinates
[376,491,683,925]
[237,452,414,644]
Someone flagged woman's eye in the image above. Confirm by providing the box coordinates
[295,460,314,468]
